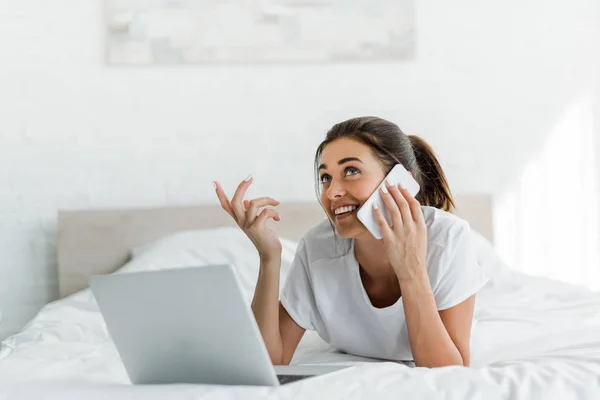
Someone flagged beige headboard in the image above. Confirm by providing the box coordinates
[58,195,493,298]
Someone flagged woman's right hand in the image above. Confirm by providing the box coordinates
[214,176,282,261]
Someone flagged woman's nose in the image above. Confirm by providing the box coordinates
[326,179,346,199]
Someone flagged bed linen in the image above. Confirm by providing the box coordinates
[1,229,600,399]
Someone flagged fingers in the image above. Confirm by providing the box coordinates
[214,181,235,219]
[379,182,403,229]
[214,178,282,233]
[253,208,281,230]
[372,202,393,240]
[387,182,412,227]
[230,175,253,224]
[245,197,280,227]
[402,187,425,224]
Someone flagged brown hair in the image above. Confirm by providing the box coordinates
[314,116,455,212]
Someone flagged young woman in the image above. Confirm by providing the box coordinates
[214,116,488,368]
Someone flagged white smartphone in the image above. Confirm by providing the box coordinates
[356,164,420,239]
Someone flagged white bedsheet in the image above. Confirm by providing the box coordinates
[2,234,600,399]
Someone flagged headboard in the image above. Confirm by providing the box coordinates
[58,195,493,298]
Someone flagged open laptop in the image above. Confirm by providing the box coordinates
[89,265,348,386]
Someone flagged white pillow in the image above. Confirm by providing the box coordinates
[117,227,298,303]
[470,229,513,281]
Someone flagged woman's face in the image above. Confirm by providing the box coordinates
[319,138,387,238]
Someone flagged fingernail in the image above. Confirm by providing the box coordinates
[244,173,253,182]
[212,181,217,189]
[381,185,389,194]
[398,182,406,190]
[373,203,379,210]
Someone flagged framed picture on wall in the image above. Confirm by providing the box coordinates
[105,0,415,65]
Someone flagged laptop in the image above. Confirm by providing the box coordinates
[89,265,348,385]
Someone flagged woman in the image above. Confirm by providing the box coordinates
[214,116,488,368]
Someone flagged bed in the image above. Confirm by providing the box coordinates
[1,196,600,399]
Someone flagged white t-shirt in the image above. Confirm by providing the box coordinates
[280,206,489,361]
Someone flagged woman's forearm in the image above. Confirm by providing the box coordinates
[251,255,284,364]
[399,269,464,368]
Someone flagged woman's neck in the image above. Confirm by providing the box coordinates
[353,233,396,282]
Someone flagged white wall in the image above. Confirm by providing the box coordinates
[0,0,598,340]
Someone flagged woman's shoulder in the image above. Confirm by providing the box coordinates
[421,206,470,249]
[297,219,351,262]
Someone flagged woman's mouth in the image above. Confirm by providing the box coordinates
[333,205,359,221]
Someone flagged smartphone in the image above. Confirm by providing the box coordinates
[356,164,420,239]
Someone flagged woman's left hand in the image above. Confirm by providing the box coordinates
[373,181,428,282]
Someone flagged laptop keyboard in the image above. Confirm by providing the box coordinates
[277,374,313,384]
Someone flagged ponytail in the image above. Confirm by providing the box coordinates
[408,135,455,212]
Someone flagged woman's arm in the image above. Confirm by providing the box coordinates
[372,181,475,368]
[251,254,305,365]
[251,255,285,364]
[400,271,474,367]
[213,178,305,365]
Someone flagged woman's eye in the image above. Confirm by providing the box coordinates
[320,174,331,184]
[345,167,360,176]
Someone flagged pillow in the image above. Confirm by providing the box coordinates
[117,227,298,303]
[469,228,514,282]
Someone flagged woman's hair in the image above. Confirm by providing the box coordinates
[314,116,455,212]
